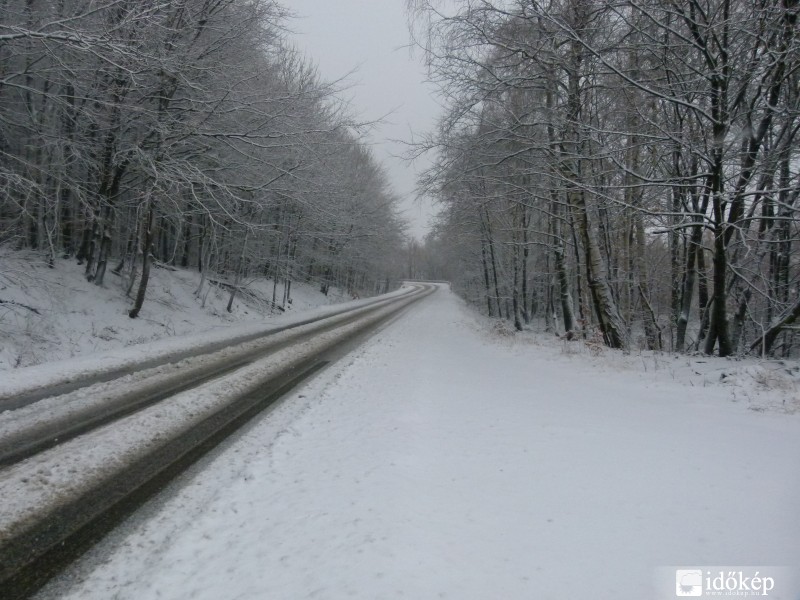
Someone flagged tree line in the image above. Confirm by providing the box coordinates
[0,0,406,317]
[408,0,800,357]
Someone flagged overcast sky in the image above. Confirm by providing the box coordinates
[287,0,441,241]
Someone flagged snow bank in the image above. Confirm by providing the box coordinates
[0,294,417,545]
[0,249,355,373]
[0,248,410,400]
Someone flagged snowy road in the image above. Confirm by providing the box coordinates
[0,285,432,596]
[38,287,800,600]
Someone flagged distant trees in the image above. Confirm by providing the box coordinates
[1,0,406,317]
[408,0,800,357]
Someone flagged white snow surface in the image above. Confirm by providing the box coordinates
[0,297,413,540]
[37,287,800,600]
[0,249,412,399]
[0,289,413,447]
[0,249,359,375]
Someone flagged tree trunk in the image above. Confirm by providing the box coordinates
[482,206,503,319]
[634,212,661,350]
[694,240,711,350]
[676,224,701,352]
[554,241,575,336]
[512,240,523,331]
[703,222,733,356]
[94,228,112,286]
[480,237,493,316]
[129,202,155,319]
[750,295,800,356]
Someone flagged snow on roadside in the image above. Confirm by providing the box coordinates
[491,321,800,416]
[0,285,409,402]
[0,297,411,542]
[36,287,800,600]
[0,249,353,373]
[0,290,412,447]
[0,251,412,400]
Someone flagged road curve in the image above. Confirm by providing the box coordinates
[0,283,436,599]
[0,285,422,412]
[0,286,426,466]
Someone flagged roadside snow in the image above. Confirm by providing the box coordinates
[0,296,414,542]
[511,324,800,416]
[0,288,413,450]
[0,249,409,401]
[0,249,356,373]
[36,287,800,600]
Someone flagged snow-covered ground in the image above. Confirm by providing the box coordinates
[0,293,421,542]
[36,286,800,600]
[0,249,350,372]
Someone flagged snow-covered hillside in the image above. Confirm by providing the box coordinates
[0,249,349,372]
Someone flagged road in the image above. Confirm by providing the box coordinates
[0,284,433,598]
[28,286,800,600]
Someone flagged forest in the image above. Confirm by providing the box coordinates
[0,0,406,318]
[408,0,800,357]
[3,0,800,359]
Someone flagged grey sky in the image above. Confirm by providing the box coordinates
[287,0,440,241]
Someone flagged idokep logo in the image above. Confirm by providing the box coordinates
[676,570,703,596]
[674,568,777,597]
